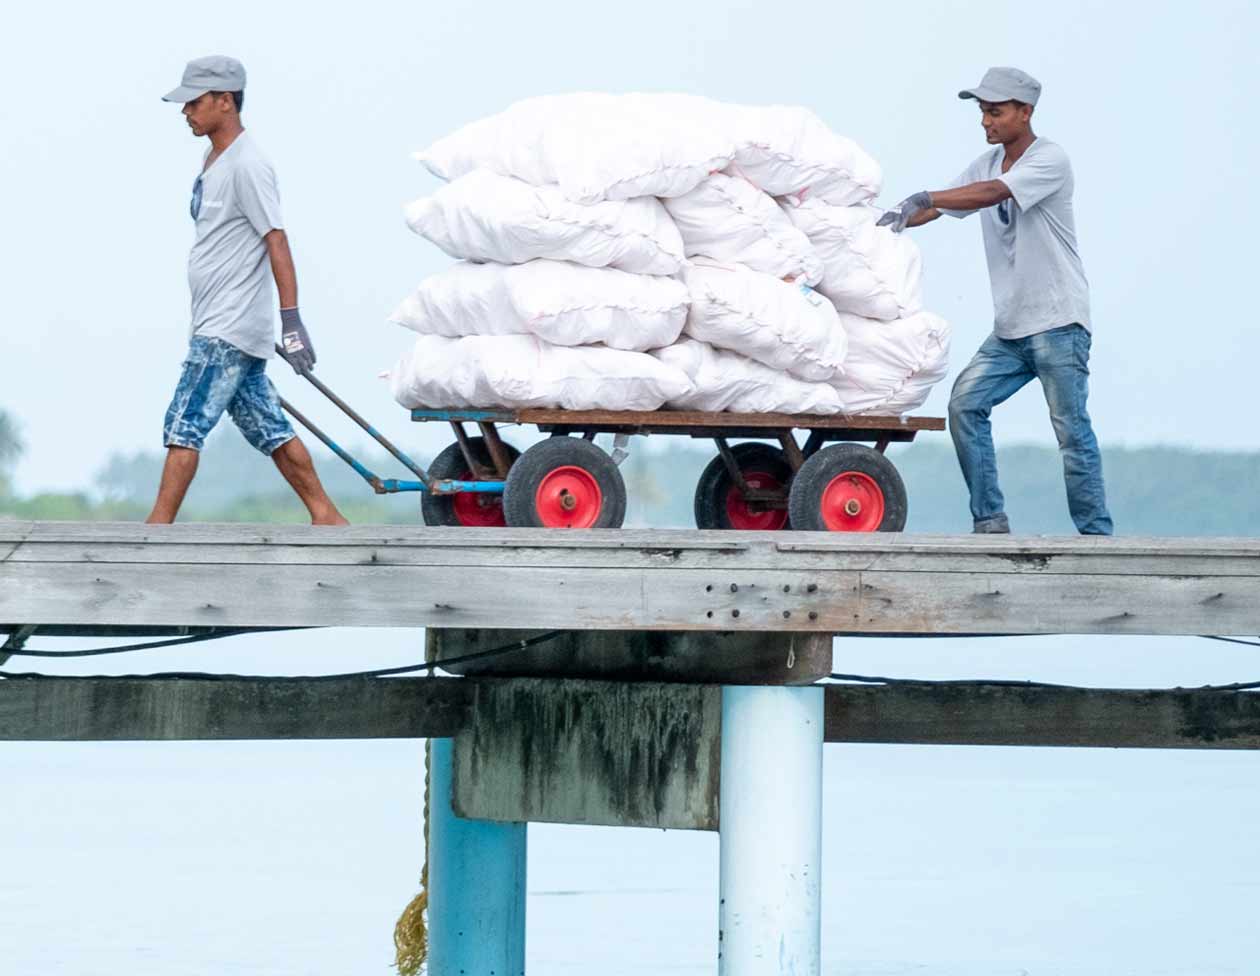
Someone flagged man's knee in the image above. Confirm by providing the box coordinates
[948,381,985,427]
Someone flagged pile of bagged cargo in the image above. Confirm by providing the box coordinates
[387,93,950,416]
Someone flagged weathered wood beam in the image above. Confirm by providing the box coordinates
[6,522,1260,636]
[4,674,1260,750]
[824,684,1260,749]
[0,676,470,741]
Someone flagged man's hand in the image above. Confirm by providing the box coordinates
[876,191,933,233]
[279,307,317,373]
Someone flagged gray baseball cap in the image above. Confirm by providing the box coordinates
[958,67,1041,106]
[162,55,246,103]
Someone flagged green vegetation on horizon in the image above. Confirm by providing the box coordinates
[2,406,1257,535]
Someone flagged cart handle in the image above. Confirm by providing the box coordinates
[275,344,432,488]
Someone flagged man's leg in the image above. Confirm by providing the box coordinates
[228,362,348,526]
[948,334,1035,532]
[1030,326,1113,535]
[147,338,237,524]
[145,447,200,524]
[271,436,349,526]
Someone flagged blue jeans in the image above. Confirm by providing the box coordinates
[163,336,295,455]
[948,325,1112,535]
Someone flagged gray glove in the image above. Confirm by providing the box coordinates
[876,191,933,233]
[279,307,317,373]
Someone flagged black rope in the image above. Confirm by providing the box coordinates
[0,628,305,658]
[1199,635,1260,648]
[0,630,563,682]
[824,672,1260,694]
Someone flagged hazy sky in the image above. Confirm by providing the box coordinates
[1,0,1255,493]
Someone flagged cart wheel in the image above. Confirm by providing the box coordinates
[421,437,519,527]
[787,443,907,532]
[694,442,792,531]
[503,437,627,528]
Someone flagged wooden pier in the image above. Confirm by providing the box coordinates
[5,520,1260,975]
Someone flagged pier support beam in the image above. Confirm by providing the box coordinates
[428,738,527,976]
[719,686,824,976]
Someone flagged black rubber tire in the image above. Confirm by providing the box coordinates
[787,443,908,532]
[420,437,519,527]
[693,442,793,530]
[502,437,627,529]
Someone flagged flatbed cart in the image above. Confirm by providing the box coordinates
[275,354,943,532]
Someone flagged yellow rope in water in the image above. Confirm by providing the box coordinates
[393,739,431,975]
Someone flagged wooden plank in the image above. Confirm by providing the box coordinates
[427,628,832,684]
[10,538,1260,580]
[4,674,1257,754]
[824,684,1260,749]
[537,425,925,442]
[0,676,470,741]
[8,559,1260,635]
[9,522,1260,561]
[408,408,946,432]
[453,678,721,830]
[8,523,1260,636]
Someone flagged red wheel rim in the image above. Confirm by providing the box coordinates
[535,465,603,528]
[820,471,885,532]
[451,470,507,527]
[724,471,788,530]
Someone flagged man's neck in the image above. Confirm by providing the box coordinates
[1002,130,1037,166]
[208,122,245,156]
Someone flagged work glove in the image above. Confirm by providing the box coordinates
[279,307,317,373]
[876,191,933,233]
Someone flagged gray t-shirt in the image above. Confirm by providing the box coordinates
[187,132,284,360]
[944,138,1090,340]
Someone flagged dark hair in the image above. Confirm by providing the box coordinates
[210,90,244,112]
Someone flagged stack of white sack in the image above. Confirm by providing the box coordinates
[388,92,950,416]
[681,262,847,382]
[662,171,823,284]
[390,260,688,352]
[781,197,923,321]
[404,169,685,275]
[390,159,694,410]
[831,311,951,415]
[389,334,693,412]
[654,339,844,414]
[416,93,883,206]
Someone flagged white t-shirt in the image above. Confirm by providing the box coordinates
[187,132,284,360]
[944,138,1091,340]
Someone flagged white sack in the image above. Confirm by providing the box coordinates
[389,260,689,352]
[662,172,823,284]
[388,333,694,411]
[682,262,848,382]
[416,93,737,204]
[404,168,685,275]
[654,338,846,414]
[784,200,923,321]
[731,105,882,206]
[830,311,951,415]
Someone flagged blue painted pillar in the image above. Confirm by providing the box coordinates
[719,686,824,976]
[428,737,528,975]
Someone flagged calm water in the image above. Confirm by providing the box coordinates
[4,628,1259,974]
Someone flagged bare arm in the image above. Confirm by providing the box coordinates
[907,207,942,228]
[264,229,298,309]
[928,179,1011,213]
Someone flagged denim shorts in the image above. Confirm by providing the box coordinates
[163,336,295,455]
